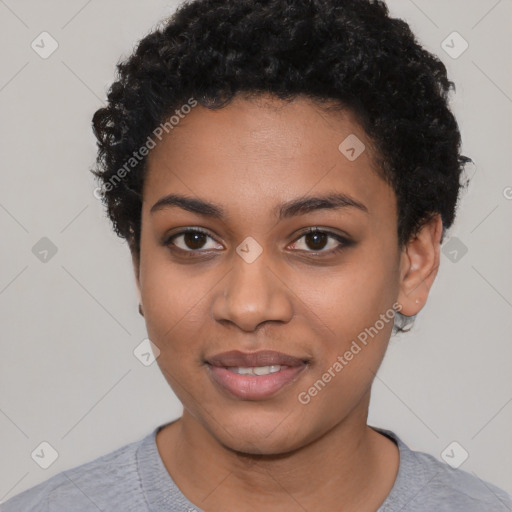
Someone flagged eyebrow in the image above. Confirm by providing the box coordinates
[150,192,368,219]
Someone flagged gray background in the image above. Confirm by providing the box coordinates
[1,0,511,502]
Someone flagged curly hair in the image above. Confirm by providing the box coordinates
[91,0,470,331]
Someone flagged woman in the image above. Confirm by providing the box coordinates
[3,0,511,510]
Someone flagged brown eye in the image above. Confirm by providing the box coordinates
[303,231,329,251]
[165,228,223,253]
[182,231,208,250]
[290,228,351,255]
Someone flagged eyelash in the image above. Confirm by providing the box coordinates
[163,227,352,258]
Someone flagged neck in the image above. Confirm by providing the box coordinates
[156,393,399,512]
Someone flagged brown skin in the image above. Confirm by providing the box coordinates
[131,93,442,512]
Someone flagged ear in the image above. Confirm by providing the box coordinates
[131,249,142,305]
[397,214,443,316]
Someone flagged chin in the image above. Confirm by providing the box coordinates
[222,431,300,457]
[206,408,308,456]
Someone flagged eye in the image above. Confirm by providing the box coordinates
[165,228,223,253]
[164,227,352,258]
[289,228,351,255]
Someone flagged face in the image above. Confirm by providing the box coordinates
[134,94,415,455]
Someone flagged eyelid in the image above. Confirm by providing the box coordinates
[288,227,352,253]
[164,227,223,251]
[164,226,352,256]
[292,226,352,243]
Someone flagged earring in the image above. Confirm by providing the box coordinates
[138,304,144,317]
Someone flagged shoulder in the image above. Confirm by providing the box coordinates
[375,428,512,512]
[0,433,151,512]
[407,450,512,511]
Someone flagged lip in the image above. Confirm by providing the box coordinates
[206,349,308,368]
[205,350,309,400]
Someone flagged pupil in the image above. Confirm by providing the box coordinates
[306,231,327,250]
[182,232,328,251]
[185,232,206,249]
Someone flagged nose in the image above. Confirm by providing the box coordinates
[211,252,294,332]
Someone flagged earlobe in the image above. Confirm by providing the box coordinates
[397,214,443,316]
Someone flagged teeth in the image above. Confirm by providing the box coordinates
[230,365,282,376]
[254,365,281,376]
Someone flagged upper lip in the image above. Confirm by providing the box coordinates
[206,350,308,368]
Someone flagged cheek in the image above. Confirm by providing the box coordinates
[139,252,208,359]
[293,305,395,436]
[292,246,399,395]
[297,249,399,340]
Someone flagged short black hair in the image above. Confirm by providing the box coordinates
[91,0,470,330]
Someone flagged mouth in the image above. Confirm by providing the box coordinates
[205,350,309,400]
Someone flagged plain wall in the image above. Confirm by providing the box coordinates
[1,0,511,502]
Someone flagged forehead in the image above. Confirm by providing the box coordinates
[143,94,395,222]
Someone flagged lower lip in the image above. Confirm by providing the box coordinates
[206,364,307,400]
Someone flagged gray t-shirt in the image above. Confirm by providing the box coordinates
[2,423,511,511]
